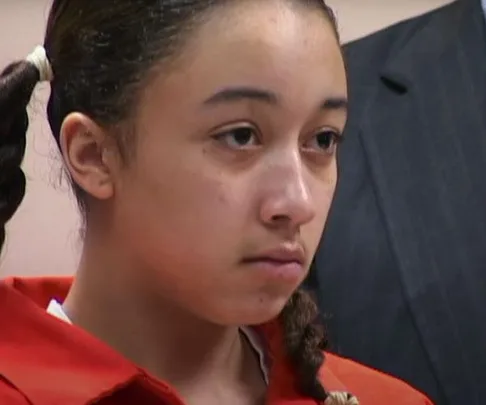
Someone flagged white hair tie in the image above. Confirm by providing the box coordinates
[25,45,53,83]
[325,392,360,405]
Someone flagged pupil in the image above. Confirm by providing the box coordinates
[317,132,332,148]
[233,128,252,144]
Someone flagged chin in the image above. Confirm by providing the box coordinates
[211,294,291,326]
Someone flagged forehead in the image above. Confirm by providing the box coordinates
[144,1,345,110]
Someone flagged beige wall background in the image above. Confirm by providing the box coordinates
[0,0,454,276]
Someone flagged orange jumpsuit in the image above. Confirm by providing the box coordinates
[0,277,433,405]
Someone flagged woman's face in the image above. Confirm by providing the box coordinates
[105,1,346,324]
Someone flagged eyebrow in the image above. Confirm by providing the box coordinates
[202,86,347,112]
[203,86,278,106]
[321,97,348,111]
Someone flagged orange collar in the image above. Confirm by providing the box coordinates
[0,277,348,405]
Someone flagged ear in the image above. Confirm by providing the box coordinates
[59,113,119,201]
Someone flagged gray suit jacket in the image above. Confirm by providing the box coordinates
[309,1,486,404]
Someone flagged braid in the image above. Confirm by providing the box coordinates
[0,61,40,254]
[279,289,359,404]
[280,289,328,400]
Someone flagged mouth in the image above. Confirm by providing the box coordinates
[243,244,306,264]
[241,245,306,282]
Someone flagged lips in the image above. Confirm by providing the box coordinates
[243,255,303,266]
[242,244,306,267]
[241,245,306,284]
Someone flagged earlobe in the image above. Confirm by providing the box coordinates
[59,113,116,201]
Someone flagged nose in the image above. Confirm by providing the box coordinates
[259,152,316,231]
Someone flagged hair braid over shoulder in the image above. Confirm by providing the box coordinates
[279,289,359,404]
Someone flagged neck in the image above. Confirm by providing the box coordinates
[62,239,264,398]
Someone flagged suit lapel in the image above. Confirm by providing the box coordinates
[359,0,486,402]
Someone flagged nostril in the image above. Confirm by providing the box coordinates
[270,214,290,223]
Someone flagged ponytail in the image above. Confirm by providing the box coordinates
[0,47,53,254]
[279,289,359,404]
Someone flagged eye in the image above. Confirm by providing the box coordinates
[212,125,260,150]
[303,129,342,155]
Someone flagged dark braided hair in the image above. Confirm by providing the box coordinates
[280,289,328,399]
[280,289,358,404]
[0,1,354,404]
[0,62,39,253]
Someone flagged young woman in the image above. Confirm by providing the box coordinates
[0,1,433,404]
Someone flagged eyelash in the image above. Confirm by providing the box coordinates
[211,124,343,155]
[302,128,343,155]
[211,125,260,149]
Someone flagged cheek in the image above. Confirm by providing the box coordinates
[320,163,338,223]
[115,150,247,270]
[306,164,337,252]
